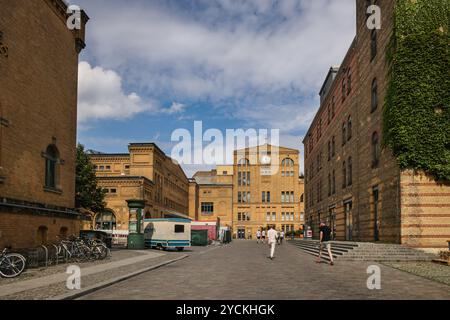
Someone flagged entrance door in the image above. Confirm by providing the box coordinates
[344,201,353,241]
[237,228,246,239]
[373,187,380,241]
[328,208,336,240]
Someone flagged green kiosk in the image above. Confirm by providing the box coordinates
[126,199,146,250]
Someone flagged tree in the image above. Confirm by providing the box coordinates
[75,144,106,212]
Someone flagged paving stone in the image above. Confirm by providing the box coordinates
[80,241,450,300]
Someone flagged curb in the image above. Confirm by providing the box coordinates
[49,254,188,300]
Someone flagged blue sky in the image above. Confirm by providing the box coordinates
[72,0,356,177]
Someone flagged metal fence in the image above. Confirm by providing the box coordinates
[15,245,71,268]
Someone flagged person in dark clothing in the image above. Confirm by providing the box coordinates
[316,222,334,265]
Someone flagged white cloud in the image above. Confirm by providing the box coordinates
[77,0,356,106]
[77,61,157,123]
[162,102,187,115]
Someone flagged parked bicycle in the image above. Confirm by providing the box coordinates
[55,235,109,263]
[0,248,27,278]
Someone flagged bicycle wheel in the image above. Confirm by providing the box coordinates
[95,244,109,260]
[0,253,26,278]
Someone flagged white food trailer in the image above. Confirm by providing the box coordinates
[144,218,191,251]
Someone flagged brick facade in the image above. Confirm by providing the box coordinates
[0,0,88,249]
[89,143,190,231]
[303,0,450,249]
[190,145,305,239]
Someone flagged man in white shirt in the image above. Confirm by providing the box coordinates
[267,226,278,260]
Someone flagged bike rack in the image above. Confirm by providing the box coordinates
[40,245,48,267]
[51,244,59,265]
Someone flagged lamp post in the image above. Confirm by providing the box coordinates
[126,199,145,250]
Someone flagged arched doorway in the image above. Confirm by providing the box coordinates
[36,226,48,245]
[95,210,117,231]
[59,226,69,239]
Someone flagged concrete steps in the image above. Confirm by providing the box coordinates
[289,239,436,262]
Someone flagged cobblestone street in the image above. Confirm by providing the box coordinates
[81,241,450,300]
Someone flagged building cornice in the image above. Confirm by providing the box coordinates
[97,176,155,185]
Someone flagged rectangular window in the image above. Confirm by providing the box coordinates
[262,191,266,203]
[266,213,271,222]
[281,192,285,203]
[281,212,285,221]
[174,225,185,233]
[272,212,276,221]
[238,172,242,186]
[201,202,214,215]
[238,192,242,203]
[267,191,271,203]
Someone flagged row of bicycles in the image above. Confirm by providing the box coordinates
[0,236,110,279]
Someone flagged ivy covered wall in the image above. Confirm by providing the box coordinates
[383,0,450,181]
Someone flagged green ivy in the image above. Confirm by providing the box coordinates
[383,0,450,181]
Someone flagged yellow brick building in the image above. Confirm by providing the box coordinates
[303,0,450,249]
[89,143,190,232]
[189,145,305,239]
[0,0,89,249]
[233,145,305,239]
[189,166,234,228]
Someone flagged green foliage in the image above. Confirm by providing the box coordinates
[383,0,450,181]
[75,144,106,212]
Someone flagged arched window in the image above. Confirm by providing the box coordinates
[347,68,352,94]
[348,157,353,186]
[331,96,336,118]
[372,132,380,168]
[327,141,331,161]
[371,29,377,61]
[59,227,68,239]
[342,122,347,146]
[328,173,331,197]
[95,211,117,231]
[45,145,59,189]
[347,116,352,141]
[37,226,48,245]
[282,158,294,167]
[342,78,346,101]
[237,158,250,167]
[332,170,336,195]
[342,161,347,189]
[331,136,336,157]
[371,78,378,112]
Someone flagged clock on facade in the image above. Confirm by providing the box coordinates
[260,155,271,164]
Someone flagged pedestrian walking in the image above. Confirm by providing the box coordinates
[316,221,334,265]
[280,230,285,245]
[256,229,261,244]
[261,229,266,244]
[267,226,278,260]
[276,230,281,245]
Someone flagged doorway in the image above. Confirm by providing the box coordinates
[328,207,336,240]
[237,228,246,239]
[344,200,353,241]
[373,187,380,241]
